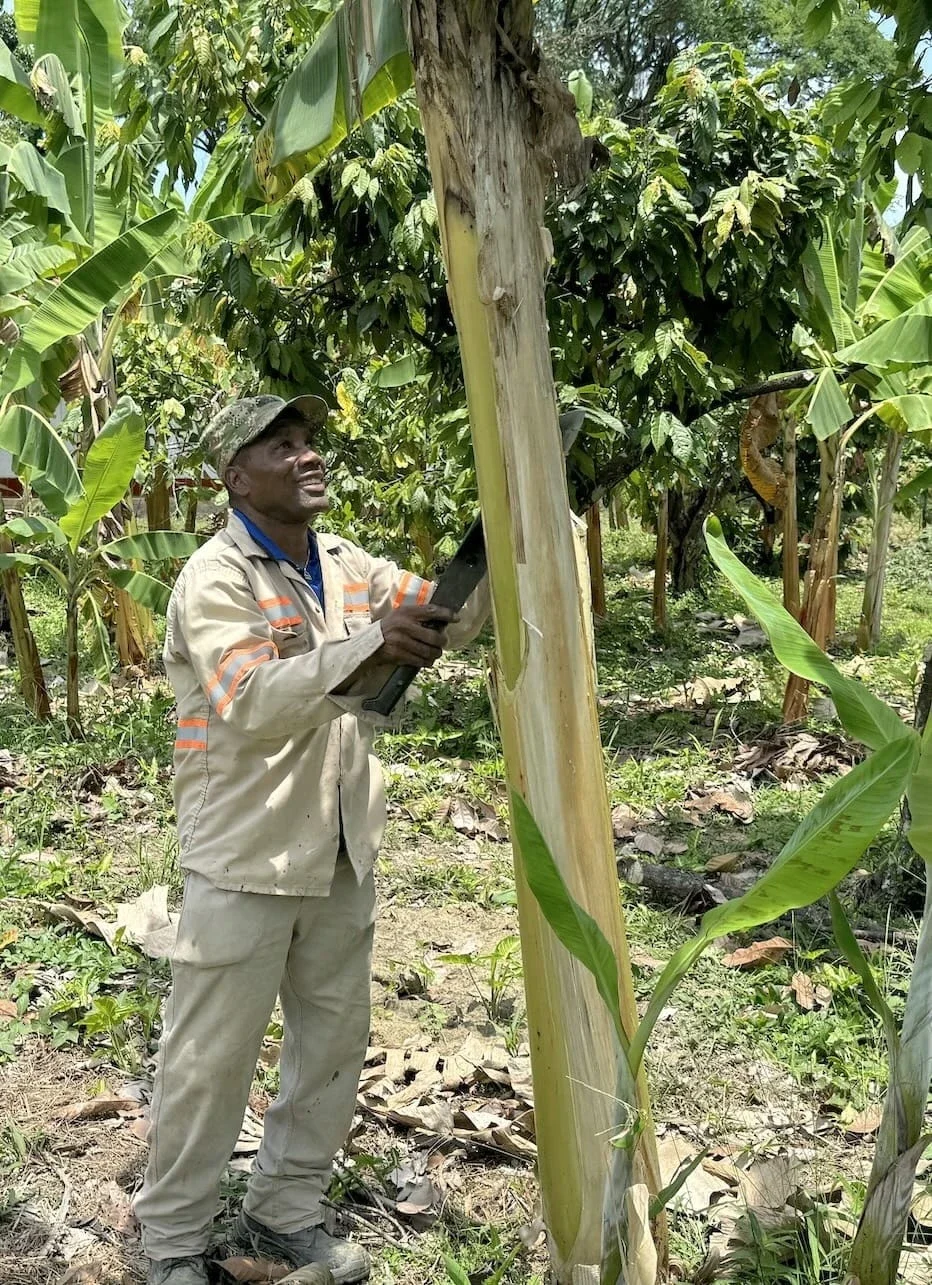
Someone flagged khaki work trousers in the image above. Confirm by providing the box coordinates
[135,855,376,1260]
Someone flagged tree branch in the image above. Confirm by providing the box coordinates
[685,363,865,425]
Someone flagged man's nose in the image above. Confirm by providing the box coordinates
[297,444,323,467]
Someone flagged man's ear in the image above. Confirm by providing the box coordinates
[225,461,249,500]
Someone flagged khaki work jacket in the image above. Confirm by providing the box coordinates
[164,515,488,896]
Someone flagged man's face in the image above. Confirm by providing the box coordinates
[225,414,329,523]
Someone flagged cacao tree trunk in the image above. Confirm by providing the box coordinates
[406,4,661,1279]
[653,489,669,634]
[586,501,606,617]
[65,593,82,738]
[857,428,904,653]
[184,487,200,533]
[667,478,724,595]
[0,497,51,719]
[145,459,173,531]
[782,413,800,619]
[783,434,845,721]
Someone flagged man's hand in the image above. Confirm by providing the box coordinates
[377,603,458,668]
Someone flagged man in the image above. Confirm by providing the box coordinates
[135,394,488,1284]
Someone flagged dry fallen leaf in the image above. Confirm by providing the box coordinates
[685,783,755,824]
[790,972,816,1011]
[736,1155,804,1210]
[114,885,179,958]
[441,796,509,842]
[0,998,18,1022]
[0,928,18,951]
[215,1257,290,1282]
[611,804,640,839]
[57,1094,142,1123]
[706,852,742,874]
[59,1266,108,1285]
[655,1133,730,1214]
[632,832,664,858]
[721,937,792,970]
[97,1179,137,1235]
[42,902,118,952]
[843,1104,883,1136]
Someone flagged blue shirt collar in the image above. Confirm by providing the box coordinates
[233,510,325,611]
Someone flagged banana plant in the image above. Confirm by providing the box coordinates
[246,4,665,1279]
[778,219,932,723]
[513,515,930,1285]
[0,395,200,736]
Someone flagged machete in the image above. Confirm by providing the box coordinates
[362,408,586,717]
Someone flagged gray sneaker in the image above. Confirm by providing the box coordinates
[237,1209,368,1283]
[147,1257,209,1285]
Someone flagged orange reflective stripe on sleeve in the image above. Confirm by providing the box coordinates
[207,640,277,712]
[175,739,207,751]
[214,652,275,715]
[393,572,432,609]
[392,573,413,609]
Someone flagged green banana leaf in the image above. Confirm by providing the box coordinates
[861,227,932,323]
[0,243,76,291]
[15,0,127,115]
[873,394,932,435]
[629,732,919,1073]
[802,226,858,351]
[839,295,932,367]
[32,52,87,138]
[0,514,67,544]
[80,589,112,679]
[100,530,202,561]
[510,791,626,1049]
[59,397,145,548]
[189,126,248,220]
[248,0,412,201]
[703,517,909,749]
[0,551,44,572]
[896,464,932,505]
[852,720,932,1276]
[0,36,42,124]
[0,209,181,397]
[105,566,172,613]
[805,366,851,440]
[0,403,83,516]
[908,718,932,863]
[5,141,73,218]
[828,892,899,1055]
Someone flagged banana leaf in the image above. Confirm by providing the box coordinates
[0,37,42,124]
[100,531,202,561]
[840,295,932,366]
[59,396,144,548]
[247,0,412,201]
[805,366,851,440]
[14,0,128,115]
[0,403,83,515]
[704,517,909,749]
[0,209,181,397]
[105,566,172,613]
[630,732,919,1072]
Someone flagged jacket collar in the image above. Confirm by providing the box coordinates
[225,510,272,560]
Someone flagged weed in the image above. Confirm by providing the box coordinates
[439,935,523,1025]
